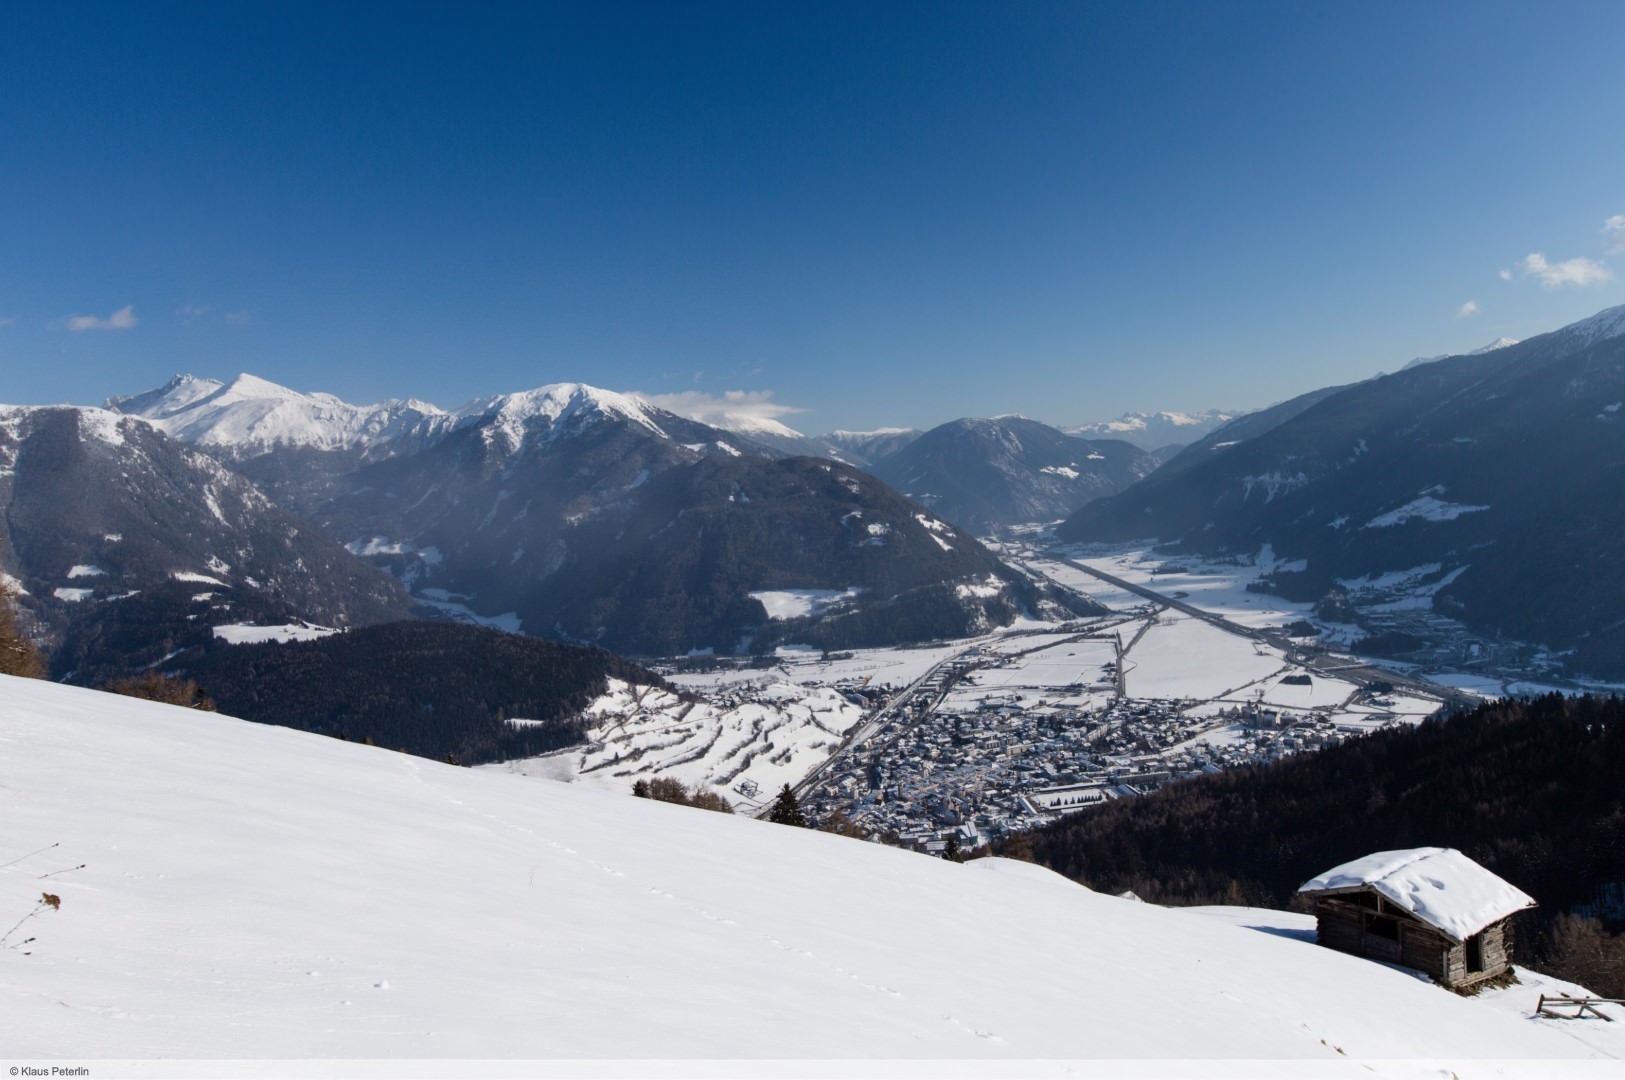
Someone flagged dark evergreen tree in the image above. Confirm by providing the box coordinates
[768,784,807,827]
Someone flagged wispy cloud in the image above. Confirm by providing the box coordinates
[637,389,806,435]
[66,304,138,331]
[1498,268,1513,281]
[1517,253,1612,289]
[1456,300,1479,318]
[1604,214,1625,254]
[0,316,17,328]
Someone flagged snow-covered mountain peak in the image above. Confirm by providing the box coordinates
[459,382,670,451]
[107,373,227,418]
[216,371,308,402]
[109,373,453,458]
[1469,336,1520,355]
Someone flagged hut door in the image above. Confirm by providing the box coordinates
[1466,932,1485,973]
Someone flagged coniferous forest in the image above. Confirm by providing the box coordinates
[994,694,1625,990]
[180,621,665,765]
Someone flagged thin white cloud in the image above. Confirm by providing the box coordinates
[1498,268,1513,282]
[637,389,806,436]
[1604,214,1625,254]
[66,304,138,331]
[0,316,16,327]
[1518,252,1612,289]
[1456,300,1479,318]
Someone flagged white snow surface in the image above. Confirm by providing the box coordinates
[112,373,698,461]
[460,382,667,456]
[1300,847,1537,943]
[169,571,228,586]
[1366,494,1489,528]
[498,677,863,805]
[750,587,862,620]
[211,622,340,645]
[114,373,451,456]
[1,675,1609,1069]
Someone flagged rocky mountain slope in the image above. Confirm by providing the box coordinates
[1058,303,1625,677]
[318,390,1084,654]
[0,406,413,679]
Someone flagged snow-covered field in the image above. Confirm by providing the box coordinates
[666,640,979,694]
[489,676,866,808]
[212,622,340,645]
[1122,612,1285,700]
[2,675,1619,1073]
[1052,545,1317,631]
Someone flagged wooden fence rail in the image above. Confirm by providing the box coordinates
[1536,993,1625,1021]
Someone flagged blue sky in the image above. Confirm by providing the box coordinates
[3,1,1624,433]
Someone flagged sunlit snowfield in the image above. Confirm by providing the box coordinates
[4,675,1622,1069]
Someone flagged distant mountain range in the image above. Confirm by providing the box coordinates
[43,375,1094,666]
[1059,303,1625,679]
[863,416,1156,534]
[1067,409,1234,453]
[21,302,1625,679]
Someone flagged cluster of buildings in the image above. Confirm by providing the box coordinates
[803,694,1362,853]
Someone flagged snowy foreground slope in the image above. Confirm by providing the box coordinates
[0,677,1619,1073]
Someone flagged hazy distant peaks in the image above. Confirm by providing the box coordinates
[1068,409,1234,451]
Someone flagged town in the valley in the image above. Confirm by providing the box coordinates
[513,543,1519,853]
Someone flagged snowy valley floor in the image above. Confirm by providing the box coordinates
[2,676,1623,1078]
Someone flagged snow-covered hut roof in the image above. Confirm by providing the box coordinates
[1298,847,1535,943]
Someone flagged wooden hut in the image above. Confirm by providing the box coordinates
[1298,847,1535,992]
